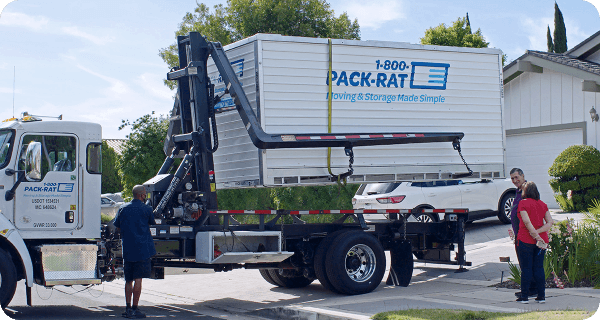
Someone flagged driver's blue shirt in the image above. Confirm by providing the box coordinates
[114,199,156,262]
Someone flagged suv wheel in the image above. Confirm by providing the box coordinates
[497,193,515,224]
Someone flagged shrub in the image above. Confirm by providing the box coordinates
[548,145,600,212]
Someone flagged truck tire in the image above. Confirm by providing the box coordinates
[0,247,18,309]
[314,229,351,293]
[497,193,515,224]
[259,269,279,286]
[267,269,314,288]
[325,231,385,295]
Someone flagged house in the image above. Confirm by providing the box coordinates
[103,139,127,155]
[503,31,600,208]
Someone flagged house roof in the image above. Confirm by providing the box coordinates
[103,139,127,155]
[565,30,600,59]
[525,50,600,75]
[503,30,600,86]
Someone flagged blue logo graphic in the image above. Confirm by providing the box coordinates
[410,62,450,90]
[212,59,245,110]
[57,183,74,192]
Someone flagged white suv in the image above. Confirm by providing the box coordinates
[352,179,516,223]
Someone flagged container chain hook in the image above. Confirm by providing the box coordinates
[452,138,473,178]
[329,146,354,184]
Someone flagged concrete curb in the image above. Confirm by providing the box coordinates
[251,306,372,320]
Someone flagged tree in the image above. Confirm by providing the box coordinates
[101,141,122,194]
[547,25,555,53]
[420,16,489,48]
[465,12,471,34]
[159,0,360,89]
[118,113,169,199]
[553,2,567,53]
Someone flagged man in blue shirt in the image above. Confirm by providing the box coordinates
[114,185,156,319]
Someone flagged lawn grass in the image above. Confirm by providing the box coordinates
[372,309,594,320]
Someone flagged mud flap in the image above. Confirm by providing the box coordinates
[386,240,413,287]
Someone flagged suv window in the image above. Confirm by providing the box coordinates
[0,130,14,169]
[357,183,402,195]
[18,135,77,180]
[411,180,462,187]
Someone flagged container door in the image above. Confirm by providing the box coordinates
[14,134,80,231]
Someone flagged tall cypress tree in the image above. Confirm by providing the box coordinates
[553,2,567,53]
[466,12,471,34]
[547,25,554,53]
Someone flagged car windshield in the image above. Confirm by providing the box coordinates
[0,130,13,169]
[357,183,402,195]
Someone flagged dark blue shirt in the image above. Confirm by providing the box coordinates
[511,188,523,235]
[114,199,156,262]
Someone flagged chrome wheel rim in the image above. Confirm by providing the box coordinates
[503,196,514,220]
[415,213,434,223]
[345,244,376,282]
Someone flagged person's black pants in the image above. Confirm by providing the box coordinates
[517,241,546,299]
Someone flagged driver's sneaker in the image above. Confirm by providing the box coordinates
[122,306,132,318]
[128,308,146,319]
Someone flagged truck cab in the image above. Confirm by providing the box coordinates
[0,117,102,240]
[0,116,104,308]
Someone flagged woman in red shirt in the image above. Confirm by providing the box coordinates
[516,181,553,303]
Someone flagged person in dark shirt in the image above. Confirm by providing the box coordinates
[509,168,537,299]
[510,168,526,237]
[114,185,156,319]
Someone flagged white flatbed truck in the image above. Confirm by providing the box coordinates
[0,32,507,308]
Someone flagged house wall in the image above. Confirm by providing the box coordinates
[504,69,600,209]
[504,69,600,149]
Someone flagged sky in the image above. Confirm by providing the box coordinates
[0,0,599,139]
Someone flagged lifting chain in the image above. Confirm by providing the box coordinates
[452,139,473,177]
[329,147,354,184]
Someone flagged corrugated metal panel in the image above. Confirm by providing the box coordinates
[209,35,505,188]
[207,41,260,187]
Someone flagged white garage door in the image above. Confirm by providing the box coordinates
[506,129,583,209]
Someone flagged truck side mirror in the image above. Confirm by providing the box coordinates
[25,142,42,181]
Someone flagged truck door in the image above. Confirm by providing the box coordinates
[13,134,80,231]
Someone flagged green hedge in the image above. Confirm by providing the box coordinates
[548,145,600,212]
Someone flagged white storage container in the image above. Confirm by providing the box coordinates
[207,34,505,189]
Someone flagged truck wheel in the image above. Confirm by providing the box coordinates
[267,269,314,288]
[314,229,351,293]
[0,247,18,309]
[497,193,515,224]
[325,231,385,295]
[259,269,279,286]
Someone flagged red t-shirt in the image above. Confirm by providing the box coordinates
[517,198,549,244]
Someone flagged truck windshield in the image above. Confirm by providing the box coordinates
[0,130,14,169]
